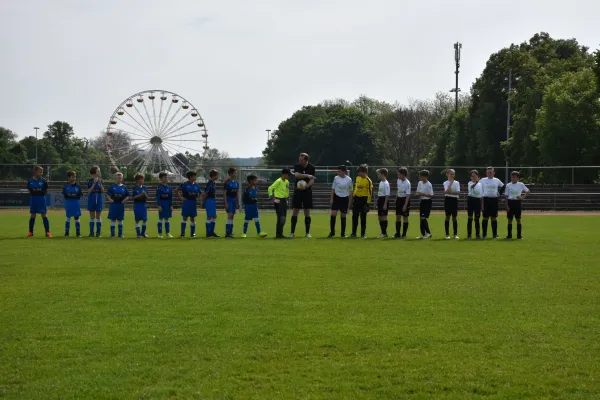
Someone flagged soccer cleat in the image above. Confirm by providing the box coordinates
[505,236,512,240]
[259,232,268,238]
[481,236,487,240]
[46,232,52,238]
[27,232,34,237]
[401,235,407,239]
[393,233,401,239]
[445,235,451,240]
[191,234,196,238]
[306,233,312,238]
[476,235,482,240]
[362,235,368,239]
[180,234,185,239]
[424,233,432,239]
[64,232,69,237]
[454,235,460,240]
[225,234,234,239]
[378,234,387,239]
[348,234,357,238]
[241,234,247,238]
[327,232,335,238]
[210,233,221,238]
[493,235,500,239]
[416,236,424,239]
[158,234,164,238]
[166,233,173,238]
[517,236,523,240]
[466,235,472,240]
[119,235,124,239]
[76,234,82,238]
[287,233,296,239]
[88,233,94,238]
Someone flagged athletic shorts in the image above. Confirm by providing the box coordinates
[395,197,410,217]
[245,204,259,220]
[29,196,47,214]
[292,189,313,210]
[87,193,104,212]
[352,196,369,214]
[467,196,482,217]
[226,197,238,215]
[483,197,499,218]
[204,197,217,218]
[108,202,125,221]
[158,201,172,219]
[331,195,350,213]
[444,197,458,217]
[507,199,523,219]
[419,199,432,219]
[377,196,389,216]
[182,200,198,218]
[133,203,147,221]
[65,199,81,218]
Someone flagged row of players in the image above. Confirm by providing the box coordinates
[26,163,529,240]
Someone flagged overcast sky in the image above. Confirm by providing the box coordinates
[1,0,599,158]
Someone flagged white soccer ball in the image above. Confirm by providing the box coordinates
[297,180,307,189]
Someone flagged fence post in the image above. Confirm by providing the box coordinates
[572,167,574,185]
[529,167,533,184]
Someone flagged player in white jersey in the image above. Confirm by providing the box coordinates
[376,168,391,238]
[505,171,530,240]
[415,170,433,239]
[329,165,353,238]
[480,166,504,239]
[394,167,411,239]
[443,169,460,239]
[466,170,483,239]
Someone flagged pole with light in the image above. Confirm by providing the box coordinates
[266,129,271,141]
[505,70,512,183]
[34,127,40,164]
[450,42,462,112]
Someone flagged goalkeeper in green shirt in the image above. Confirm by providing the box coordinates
[268,168,291,238]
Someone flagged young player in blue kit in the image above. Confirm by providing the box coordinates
[202,169,220,238]
[156,171,173,238]
[62,170,83,237]
[132,173,149,238]
[177,170,201,238]
[27,165,51,238]
[107,172,130,238]
[223,167,239,238]
[87,166,105,237]
[242,174,268,238]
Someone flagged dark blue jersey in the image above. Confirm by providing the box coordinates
[132,185,148,203]
[62,183,82,200]
[87,178,104,193]
[243,187,258,205]
[156,184,173,204]
[27,177,48,196]
[178,181,201,201]
[205,180,217,199]
[108,184,129,203]
[225,179,239,198]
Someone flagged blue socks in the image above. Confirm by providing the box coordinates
[243,221,249,234]
[29,217,35,233]
[89,220,94,235]
[135,222,147,237]
[165,221,170,234]
[226,219,234,235]
[118,222,123,237]
[96,219,102,236]
[181,221,186,236]
[110,221,116,237]
[255,219,261,234]
[158,221,163,235]
[42,217,50,233]
[190,222,196,236]
[65,218,70,234]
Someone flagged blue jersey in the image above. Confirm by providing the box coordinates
[243,187,258,205]
[225,179,239,198]
[87,178,104,194]
[205,180,217,199]
[62,183,83,200]
[178,181,201,202]
[156,184,173,204]
[28,177,48,197]
[108,184,129,203]
[132,185,148,203]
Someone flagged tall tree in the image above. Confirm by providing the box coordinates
[43,121,76,155]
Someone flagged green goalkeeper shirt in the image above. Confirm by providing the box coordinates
[268,178,290,199]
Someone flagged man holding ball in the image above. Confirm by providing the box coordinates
[289,153,316,238]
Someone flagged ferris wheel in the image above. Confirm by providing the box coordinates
[105,90,208,179]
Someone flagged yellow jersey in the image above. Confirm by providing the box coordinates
[353,176,373,202]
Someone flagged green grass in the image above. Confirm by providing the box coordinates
[1,211,599,399]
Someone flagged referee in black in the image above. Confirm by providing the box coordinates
[289,153,316,238]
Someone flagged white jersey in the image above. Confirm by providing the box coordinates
[378,180,390,197]
[480,177,504,198]
[443,180,460,198]
[468,181,483,198]
[417,181,433,200]
[397,178,411,198]
[505,182,530,200]
[332,175,353,197]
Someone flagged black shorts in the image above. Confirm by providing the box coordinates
[395,197,411,217]
[444,197,458,217]
[352,196,369,214]
[419,199,432,218]
[377,197,388,216]
[507,199,523,219]
[331,195,350,213]
[292,189,313,209]
[467,196,482,217]
[483,197,499,218]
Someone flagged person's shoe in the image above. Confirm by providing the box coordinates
[341,235,348,239]
[191,234,196,238]
[505,236,512,240]
[393,233,401,239]
[76,234,81,238]
[65,232,69,237]
[158,234,164,238]
[445,235,451,240]
[46,232,53,238]
[210,233,221,238]
[476,235,482,240]
[166,233,173,238]
[466,235,472,240]
[88,233,94,238]
[305,233,312,238]
[481,235,487,240]
[454,235,460,240]
[348,234,357,238]
[416,236,424,239]
[401,235,407,239]
[517,236,523,240]
[27,232,34,237]
[424,233,432,239]
[327,232,335,238]
[95,233,101,238]
[241,233,247,238]
[362,235,368,239]
[180,234,185,239]
[259,232,268,238]
[287,233,295,239]
[493,235,500,239]
[118,235,124,239]
[378,234,387,239]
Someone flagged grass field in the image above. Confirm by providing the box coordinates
[1,211,599,399]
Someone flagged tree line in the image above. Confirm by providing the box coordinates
[263,33,600,183]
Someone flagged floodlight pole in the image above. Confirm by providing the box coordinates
[451,42,462,112]
[505,69,512,183]
[266,129,271,141]
[34,127,39,164]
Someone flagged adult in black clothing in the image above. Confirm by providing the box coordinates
[290,153,316,237]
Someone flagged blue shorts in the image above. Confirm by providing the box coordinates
[182,200,197,218]
[245,204,259,220]
[30,196,47,214]
[65,199,81,218]
[205,197,217,218]
[158,201,172,219]
[133,203,147,221]
[87,194,104,212]
[108,202,125,221]
[226,197,237,215]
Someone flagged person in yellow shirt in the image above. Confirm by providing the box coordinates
[350,164,373,238]
[268,168,291,238]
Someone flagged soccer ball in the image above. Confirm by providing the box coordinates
[297,180,307,190]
